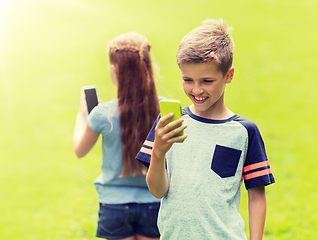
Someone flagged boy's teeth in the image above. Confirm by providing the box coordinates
[195,96,207,101]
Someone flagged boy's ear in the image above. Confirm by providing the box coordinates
[225,67,234,83]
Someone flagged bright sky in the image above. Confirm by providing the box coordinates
[0,0,9,8]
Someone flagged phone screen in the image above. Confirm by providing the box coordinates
[84,88,98,113]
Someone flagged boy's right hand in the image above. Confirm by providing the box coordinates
[152,113,187,160]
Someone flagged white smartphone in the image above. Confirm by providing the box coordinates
[82,85,99,113]
[159,99,184,143]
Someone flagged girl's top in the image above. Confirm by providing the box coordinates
[88,98,161,204]
[136,106,275,240]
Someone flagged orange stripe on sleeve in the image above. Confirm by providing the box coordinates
[140,147,152,156]
[243,160,269,173]
[143,140,154,148]
[243,168,272,180]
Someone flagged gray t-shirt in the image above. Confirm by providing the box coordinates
[136,106,275,239]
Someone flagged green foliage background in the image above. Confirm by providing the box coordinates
[1,0,318,239]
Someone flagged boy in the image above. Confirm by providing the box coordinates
[136,19,275,240]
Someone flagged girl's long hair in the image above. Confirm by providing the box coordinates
[108,32,159,176]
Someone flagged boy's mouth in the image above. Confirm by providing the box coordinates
[192,95,208,103]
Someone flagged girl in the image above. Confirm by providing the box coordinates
[73,32,161,240]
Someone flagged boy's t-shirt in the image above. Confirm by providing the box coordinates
[136,106,275,240]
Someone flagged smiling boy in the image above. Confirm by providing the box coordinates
[136,19,275,240]
[181,61,234,119]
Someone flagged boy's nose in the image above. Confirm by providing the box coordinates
[193,85,203,95]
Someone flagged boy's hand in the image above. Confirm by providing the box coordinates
[146,113,187,198]
[152,113,187,159]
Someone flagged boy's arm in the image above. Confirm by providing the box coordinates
[146,113,187,199]
[146,148,169,199]
[248,185,266,240]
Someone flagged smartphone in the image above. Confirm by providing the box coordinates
[159,99,184,143]
[82,85,99,113]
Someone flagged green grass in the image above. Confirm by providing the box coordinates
[1,0,318,239]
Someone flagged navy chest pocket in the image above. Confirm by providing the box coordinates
[211,145,242,178]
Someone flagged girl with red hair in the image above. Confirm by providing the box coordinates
[73,32,162,240]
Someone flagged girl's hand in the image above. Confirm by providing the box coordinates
[152,113,187,159]
[79,92,88,117]
[73,92,100,158]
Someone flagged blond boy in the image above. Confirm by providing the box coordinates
[136,19,275,240]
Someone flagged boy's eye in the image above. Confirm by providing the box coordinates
[183,78,193,82]
[203,80,214,83]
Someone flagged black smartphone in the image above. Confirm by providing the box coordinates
[82,85,99,113]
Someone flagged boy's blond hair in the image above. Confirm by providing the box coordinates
[176,19,234,76]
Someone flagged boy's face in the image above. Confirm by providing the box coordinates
[180,62,233,119]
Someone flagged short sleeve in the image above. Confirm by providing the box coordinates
[87,106,103,134]
[87,102,115,135]
[237,118,275,189]
[135,114,160,168]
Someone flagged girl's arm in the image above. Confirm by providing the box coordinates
[73,93,99,158]
[146,113,187,198]
[248,185,266,240]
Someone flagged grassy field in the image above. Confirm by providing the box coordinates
[1,0,318,239]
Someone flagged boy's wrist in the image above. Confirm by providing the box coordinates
[152,147,166,163]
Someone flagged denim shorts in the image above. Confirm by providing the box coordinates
[96,202,160,239]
